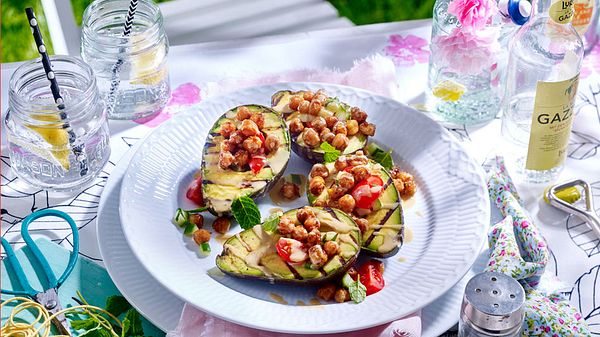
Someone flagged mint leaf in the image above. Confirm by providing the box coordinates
[71,318,97,330]
[262,213,281,233]
[343,273,366,304]
[121,308,143,337]
[79,326,113,337]
[231,196,261,230]
[320,142,340,163]
[105,295,131,318]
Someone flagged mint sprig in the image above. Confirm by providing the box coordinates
[367,144,394,170]
[342,273,367,304]
[320,142,340,163]
[231,196,261,230]
[262,212,281,233]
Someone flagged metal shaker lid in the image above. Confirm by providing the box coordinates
[461,272,525,333]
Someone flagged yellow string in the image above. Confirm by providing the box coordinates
[1,297,122,337]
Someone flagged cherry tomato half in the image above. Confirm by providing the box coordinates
[276,238,306,263]
[249,156,266,174]
[358,261,385,295]
[186,175,204,206]
[351,175,384,209]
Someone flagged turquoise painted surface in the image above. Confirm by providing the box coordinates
[1,238,165,336]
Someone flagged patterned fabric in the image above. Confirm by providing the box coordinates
[486,157,591,336]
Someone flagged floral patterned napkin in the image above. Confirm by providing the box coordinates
[486,157,591,336]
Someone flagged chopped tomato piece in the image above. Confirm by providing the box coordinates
[351,175,384,209]
[358,260,385,295]
[249,156,266,174]
[186,174,204,206]
[276,238,306,263]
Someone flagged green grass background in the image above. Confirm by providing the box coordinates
[1,0,435,63]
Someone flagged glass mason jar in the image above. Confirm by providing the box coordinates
[5,56,111,191]
[427,0,503,126]
[81,0,170,120]
[573,0,599,54]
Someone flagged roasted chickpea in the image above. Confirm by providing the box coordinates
[220,140,234,153]
[355,218,369,233]
[193,229,211,245]
[314,93,327,104]
[338,194,356,213]
[348,154,368,167]
[280,182,300,200]
[308,245,328,267]
[322,132,335,144]
[219,121,236,138]
[229,131,244,145]
[401,180,417,200]
[292,225,308,242]
[250,112,265,129]
[309,101,322,116]
[311,116,326,132]
[350,107,367,123]
[317,284,336,301]
[240,119,260,137]
[328,185,346,200]
[332,122,347,136]
[346,119,359,136]
[219,151,235,170]
[264,134,280,153]
[297,207,316,224]
[189,213,204,227]
[289,117,304,134]
[310,163,329,179]
[212,217,230,234]
[306,229,321,247]
[337,171,355,190]
[298,100,310,114]
[289,96,303,111]
[334,156,348,171]
[303,90,314,101]
[331,134,349,151]
[334,288,350,303]
[309,176,326,196]
[393,178,405,193]
[359,122,376,136]
[325,116,339,129]
[302,128,321,148]
[304,216,321,232]
[397,170,414,183]
[236,106,252,120]
[232,149,249,168]
[277,216,295,235]
[323,241,340,257]
[351,165,369,182]
[242,136,263,154]
[319,127,331,138]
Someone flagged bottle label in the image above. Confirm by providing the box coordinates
[526,74,579,171]
[549,0,575,24]
[573,0,594,34]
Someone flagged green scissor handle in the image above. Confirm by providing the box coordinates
[1,209,79,297]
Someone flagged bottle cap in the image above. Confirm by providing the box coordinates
[461,272,525,333]
[508,0,532,25]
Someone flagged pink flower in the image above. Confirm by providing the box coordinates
[383,34,430,67]
[432,27,499,75]
[448,0,498,29]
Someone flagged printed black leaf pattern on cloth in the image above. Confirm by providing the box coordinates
[568,265,600,335]
[445,124,471,142]
[566,180,600,257]
[569,131,600,160]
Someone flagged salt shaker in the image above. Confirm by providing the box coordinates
[458,272,525,337]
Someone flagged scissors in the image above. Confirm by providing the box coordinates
[1,209,79,335]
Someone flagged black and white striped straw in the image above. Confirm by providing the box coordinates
[106,0,139,117]
[25,7,88,176]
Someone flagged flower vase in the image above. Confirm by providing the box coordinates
[428,0,503,126]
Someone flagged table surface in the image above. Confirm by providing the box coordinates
[1,20,599,335]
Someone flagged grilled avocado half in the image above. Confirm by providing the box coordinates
[216,207,361,284]
[271,90,367,163]
[202,105,291,215]
[307,160,404,257]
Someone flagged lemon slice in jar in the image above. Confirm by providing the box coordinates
[432,80,467,102]
[22,114,72,171]
[129,35,167,86]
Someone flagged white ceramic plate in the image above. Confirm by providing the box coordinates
[119,83,489,334]
[97,145,482,336]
